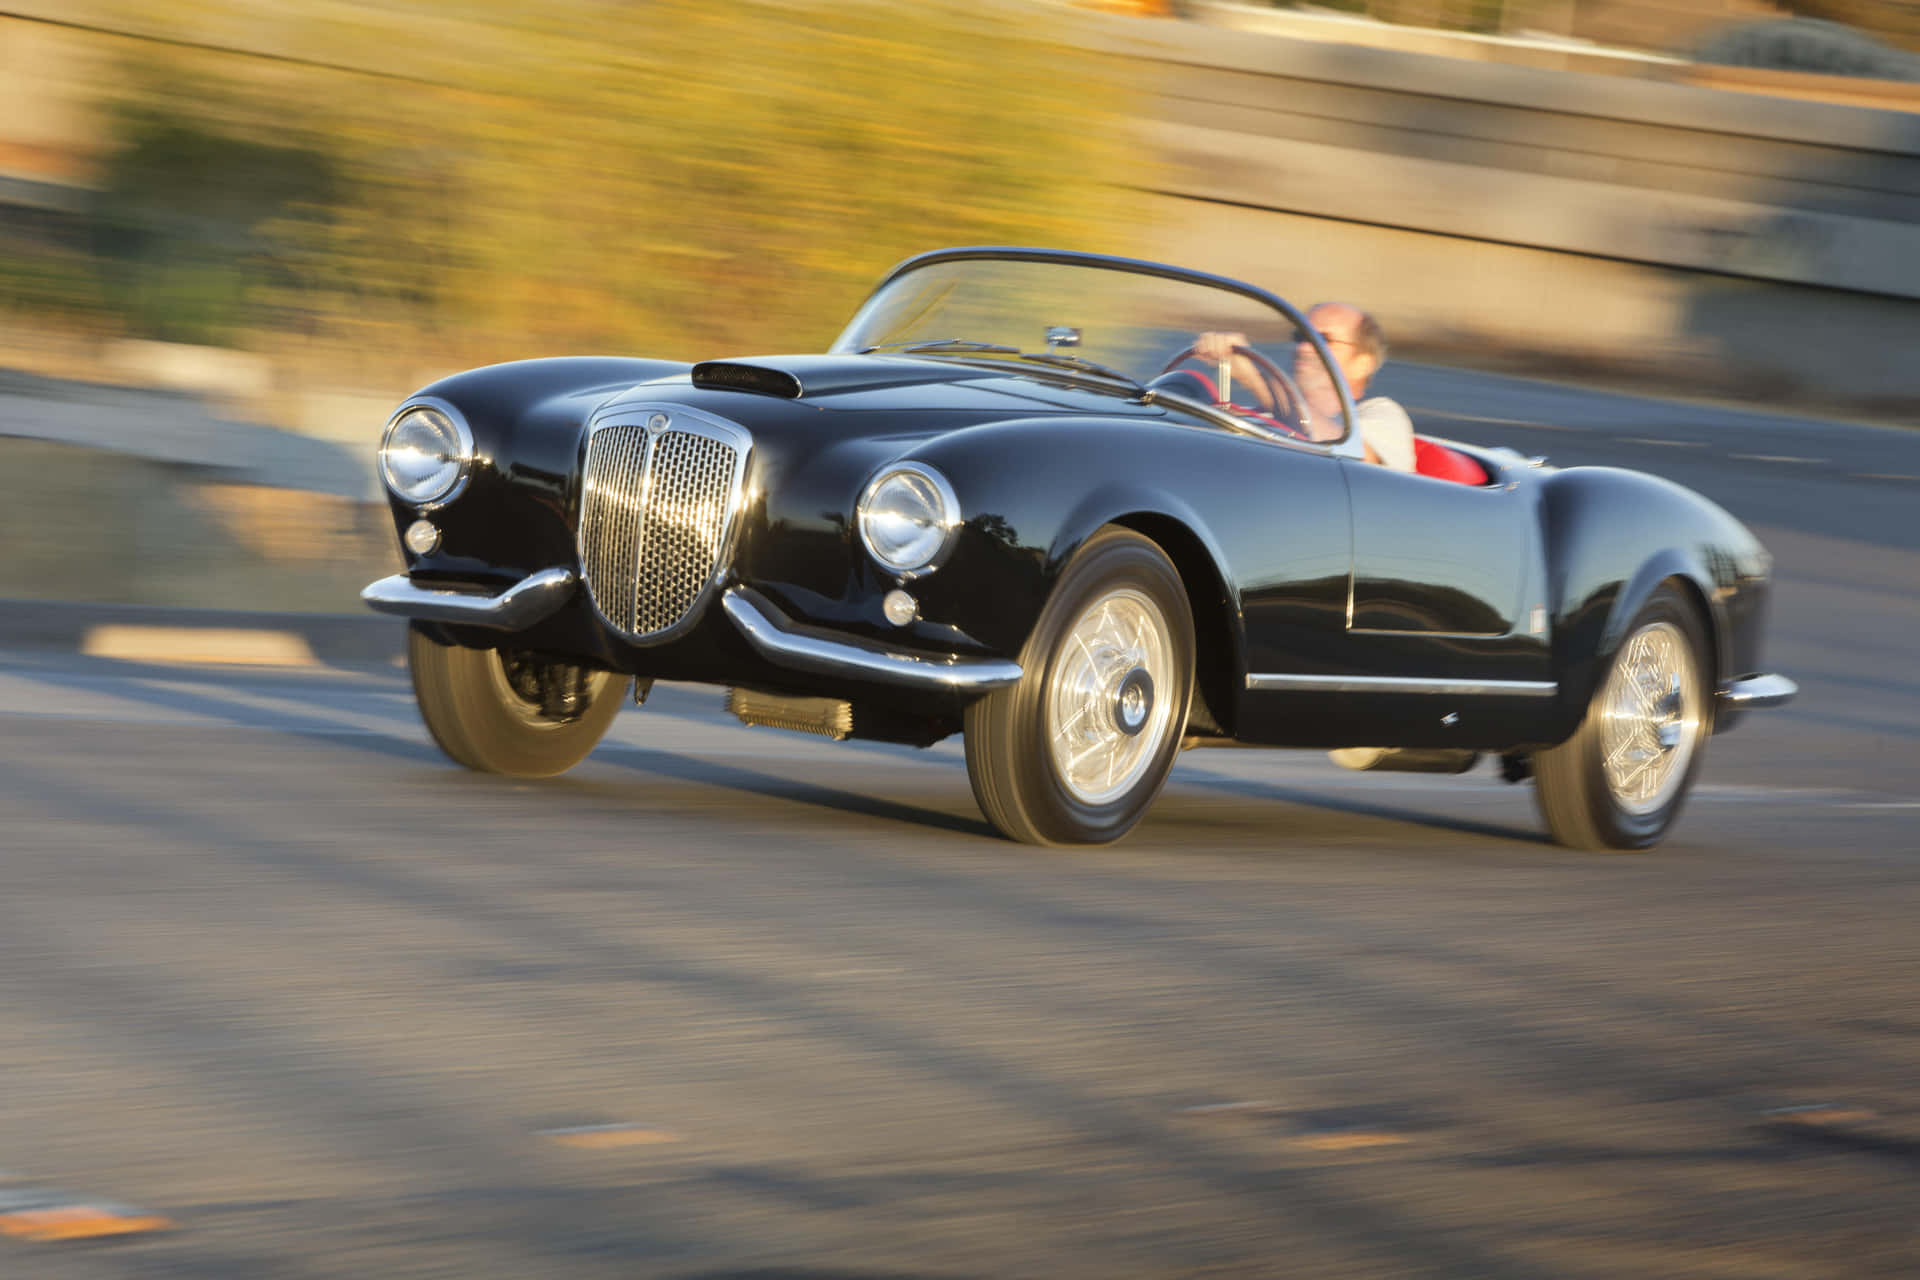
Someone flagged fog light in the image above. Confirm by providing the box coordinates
[404,518,441,556]
[882,589,918,627]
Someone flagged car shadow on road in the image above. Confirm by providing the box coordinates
[601,744,998,840]
[1169,767,1552,847]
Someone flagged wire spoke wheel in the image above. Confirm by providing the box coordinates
[1597,621,1702,816]
[1534,585,1712,851]
[1045,588,1176,806]
[965,526,1195,846]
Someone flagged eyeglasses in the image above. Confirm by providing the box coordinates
[1295,328,1357,349]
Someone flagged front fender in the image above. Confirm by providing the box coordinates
[906,428,1253,731]
[387,357,690,583]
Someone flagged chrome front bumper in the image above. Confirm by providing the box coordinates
[722,587,1022,694]
[1717,673,1798,710]
[363,570,1023,694]
[361,568,578,630]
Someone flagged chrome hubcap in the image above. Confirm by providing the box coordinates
[1598,621,1702,816]
[1113,668,1154,736]
[1046,588,1175,805]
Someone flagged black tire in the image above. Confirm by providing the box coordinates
[1534,584,1713,850]
[408,628,627,777]
[964,526,1195,845]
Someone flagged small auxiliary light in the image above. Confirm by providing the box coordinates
[403,518,441,556]
[882,589,918,627]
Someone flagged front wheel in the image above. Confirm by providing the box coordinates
[408,628,627,777]
[1533,584,1712,850]
[964,526,1195,845]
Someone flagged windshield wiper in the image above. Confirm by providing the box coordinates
[857,338,1022,356]
[857,341,1146,397]
[1014,351,1145,395]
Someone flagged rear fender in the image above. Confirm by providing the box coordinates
[1557,546,1727,740]
[1538,467,1756,742]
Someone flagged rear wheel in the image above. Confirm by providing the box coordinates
[965,527,1194,845]
[408,628,626,777]
[1534,585,1711,850]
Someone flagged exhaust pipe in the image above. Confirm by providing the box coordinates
[727,688,854,740]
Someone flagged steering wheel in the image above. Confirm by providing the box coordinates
[1153,342,1309,440]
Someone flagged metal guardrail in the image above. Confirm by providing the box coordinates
[1077,10,1920,301]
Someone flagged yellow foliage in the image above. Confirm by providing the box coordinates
[78,0,1145,373]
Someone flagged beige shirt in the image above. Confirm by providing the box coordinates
[1355,396,1415,473]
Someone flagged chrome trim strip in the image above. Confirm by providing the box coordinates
[361,568,577,630]
[1246,672,1558,697]
[722,588,1022,693]
[1717,673,1797,710]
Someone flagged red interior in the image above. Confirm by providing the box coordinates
[1413,437,1490,486]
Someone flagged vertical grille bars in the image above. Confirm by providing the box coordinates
[577,411,749,642]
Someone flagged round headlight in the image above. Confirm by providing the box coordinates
[858,463,960,577]
[379,403,473,507]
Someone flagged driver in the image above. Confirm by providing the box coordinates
[1196,302,1414,473]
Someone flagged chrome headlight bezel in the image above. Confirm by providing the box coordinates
[378,398,474,510]
[857,461,961,579]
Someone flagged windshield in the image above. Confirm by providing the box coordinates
[831,252,1351,443]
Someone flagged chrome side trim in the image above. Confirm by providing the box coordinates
[1717,673,1797,709]
[1246,672,1558,697]
[361,568,577,631]
[722,588,1022,693]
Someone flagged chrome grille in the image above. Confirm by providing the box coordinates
[578,413,747,641]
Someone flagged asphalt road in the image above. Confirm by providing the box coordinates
[2,370,1918,1278]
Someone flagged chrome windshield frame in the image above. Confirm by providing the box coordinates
[830,246,1358,446]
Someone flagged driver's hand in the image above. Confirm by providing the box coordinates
[1194,331,1249,363]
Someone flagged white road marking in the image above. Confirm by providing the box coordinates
[1729,453,1827,465]
[1850,473,1920,483]
[1408,407,1577,430]
[82,625,317,666]
[1620,437,1708,448]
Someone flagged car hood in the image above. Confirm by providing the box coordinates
[625,353,1162,417]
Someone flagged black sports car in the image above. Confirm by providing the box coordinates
[363,246,1795,848]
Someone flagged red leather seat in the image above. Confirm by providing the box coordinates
[1413,437,1489,486]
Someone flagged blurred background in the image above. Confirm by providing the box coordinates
[4,8,1919,1277]
[1,0,1915,612]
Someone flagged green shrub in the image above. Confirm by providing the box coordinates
[89,87,344,345]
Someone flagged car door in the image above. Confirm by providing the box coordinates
[1338,455,1555,688]
[1234,454,1556,749]
[1343,459,1530,641]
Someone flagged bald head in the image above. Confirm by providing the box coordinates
[1302,301,1387,397]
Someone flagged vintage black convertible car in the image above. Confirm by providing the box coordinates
[363,247,1795,849]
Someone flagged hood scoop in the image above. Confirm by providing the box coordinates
[688,354,1002,400]
[690,361,803,398]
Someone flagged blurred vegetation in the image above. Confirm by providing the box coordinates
[4,0,1140,379]
[1783,0,1920,53]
